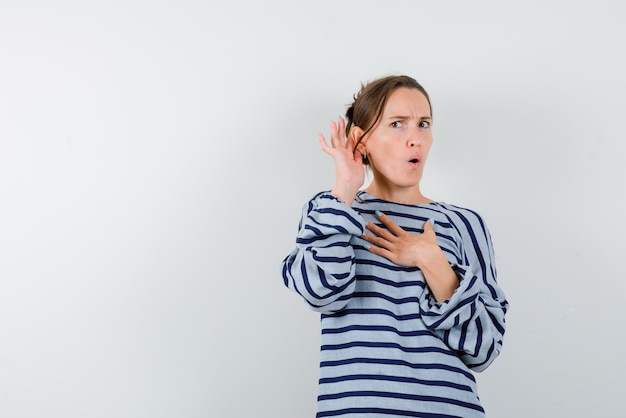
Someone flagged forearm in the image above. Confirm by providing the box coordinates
[417,208,508,371]
[331,178,362,208]
[281,192,367,311]
[418,247,459,302]
[282,245,358,312]
[419,264,508,371]
[331,188,356,207]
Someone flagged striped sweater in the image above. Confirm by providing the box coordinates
[281,191,509,417]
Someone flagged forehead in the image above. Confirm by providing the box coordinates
[383,87,431,117]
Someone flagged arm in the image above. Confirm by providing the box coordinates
[281,117,368,312]
[281,192,366,312]
[319,117,365,206]
[362,208,508,371]
[418,209,508,372]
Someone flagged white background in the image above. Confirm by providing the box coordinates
[1,1,625,417]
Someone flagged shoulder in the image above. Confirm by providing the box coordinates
[432,202,490,237]
[434,202,485,222]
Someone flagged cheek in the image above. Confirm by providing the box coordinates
[423,137,434,153]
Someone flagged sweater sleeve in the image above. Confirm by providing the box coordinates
[419,208,509,372]
[281,192,367,313]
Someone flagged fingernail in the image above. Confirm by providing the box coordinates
[363,244,371,250]
[429,218,435,225]
[375,210,382,217]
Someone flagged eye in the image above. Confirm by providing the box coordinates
[390,121,403,128]
[419,120,431,128]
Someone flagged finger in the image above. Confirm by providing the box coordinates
[365,221,396,241]
[337,117,347,148]
[374,211,406,236]
[354,148,363,164]
[329,120,340,148]
[318,133,331,154]
[363,242,394,262]
[362,232,394,251]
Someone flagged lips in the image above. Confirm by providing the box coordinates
[408,154,421,166]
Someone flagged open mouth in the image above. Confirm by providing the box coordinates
[408,155,422,168]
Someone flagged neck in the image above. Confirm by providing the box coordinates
[365,181,433,205]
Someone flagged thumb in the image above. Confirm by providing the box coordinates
[423,218,435,233]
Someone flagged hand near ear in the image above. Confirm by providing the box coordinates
[363,213,459,302]
[318,117,365,206]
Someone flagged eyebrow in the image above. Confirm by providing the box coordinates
[387,115,432,120]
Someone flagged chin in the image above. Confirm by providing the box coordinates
[394,180,422,189]
[402,174,423,186]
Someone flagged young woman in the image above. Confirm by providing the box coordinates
[281,75,508,417]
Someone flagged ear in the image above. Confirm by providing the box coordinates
[349,125,366,154]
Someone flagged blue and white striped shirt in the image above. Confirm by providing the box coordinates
[281,191,509,417]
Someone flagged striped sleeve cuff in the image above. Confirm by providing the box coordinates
[418,263,479,320]
[296,192,367,245]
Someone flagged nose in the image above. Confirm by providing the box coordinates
[406,126,421,148]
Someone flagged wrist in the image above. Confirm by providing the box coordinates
[414,244,445,270]
[419,251,458,302]
[331,185,359,207]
